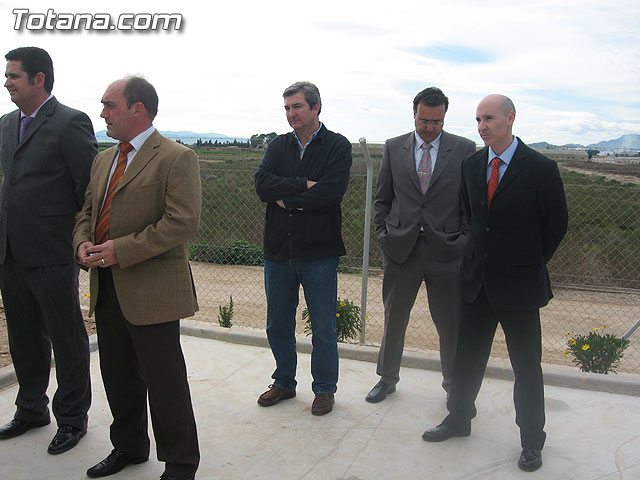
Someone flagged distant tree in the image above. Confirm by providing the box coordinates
[250,132,277,148]
[587,149,600,159]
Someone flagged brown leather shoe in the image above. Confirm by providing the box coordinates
[258,384,296,407]
[311,393,335,416]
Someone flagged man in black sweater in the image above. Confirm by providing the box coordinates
[254,81,352,416]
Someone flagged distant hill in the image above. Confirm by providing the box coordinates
[529,141,586,150]
[529,134,640,151]
[95,130,248,144]
[587,134,640,149]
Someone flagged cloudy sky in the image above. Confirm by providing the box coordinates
[1,0,639,146]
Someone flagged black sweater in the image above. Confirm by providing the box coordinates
[254,125,352,262]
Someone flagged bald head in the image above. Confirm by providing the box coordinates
[476,94,516,155]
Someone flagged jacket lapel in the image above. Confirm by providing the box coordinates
[429,131,451,187]
[17,96,58,149]
[116,130,161,192]
[401,133,421,192]
[492,138,528,200]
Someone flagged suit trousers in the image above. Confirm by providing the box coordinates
[95,268,199,478]
[0,246,90,430]
[377,235,462,392]
[443,287,546,450]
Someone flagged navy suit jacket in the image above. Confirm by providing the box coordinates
[459,138,568,311]
[0,97,97,267]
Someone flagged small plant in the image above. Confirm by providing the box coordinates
[218,295,234,328]
[302,298,361,342]
[565,325,630,374]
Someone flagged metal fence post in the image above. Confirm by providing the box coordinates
[358,138,374,345]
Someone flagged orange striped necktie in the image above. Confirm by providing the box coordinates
[94,142,134,245]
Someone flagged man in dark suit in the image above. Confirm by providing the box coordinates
[0,47,95,453]
[421,94,568,473]
[366,87,476,403]
[74,76,200,480]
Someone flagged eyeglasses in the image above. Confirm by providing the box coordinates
[416,119,444,126]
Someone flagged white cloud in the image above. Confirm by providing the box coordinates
[0,0,638,145]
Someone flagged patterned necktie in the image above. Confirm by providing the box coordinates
[487,157,502,208]
[95,142,134,245]
[19,115,33,142]
[417,142,433,194]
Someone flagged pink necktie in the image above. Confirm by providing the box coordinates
[417,142,432,194]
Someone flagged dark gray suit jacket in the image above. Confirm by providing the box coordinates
[0,96,97,267]
[374,130,477,264]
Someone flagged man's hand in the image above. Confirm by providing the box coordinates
[276,200,286,209]
[79,240,119,268]
[307,180,317,189]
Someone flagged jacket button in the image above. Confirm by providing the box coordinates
[485,227,490,232]
[483,253,489,259]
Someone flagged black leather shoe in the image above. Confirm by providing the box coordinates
[421,423,470,442]
[86,449,148,478]
[0,418,50,439]
[159,474,195,480]
[365,381,396,403]
[518,448,542,472]
[47,424,86,454]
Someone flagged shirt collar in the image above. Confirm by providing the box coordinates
[127,125,156,153]
[414,131,442,150]
[293,122,323,150]
[20,94,53,119]
[488,136,518,166]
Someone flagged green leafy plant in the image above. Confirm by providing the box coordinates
[302,298,361,342]
[218,295,234,328]
[565,325,630,374]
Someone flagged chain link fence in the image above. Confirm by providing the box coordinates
[189,148,640,375]
[3,148,636,374]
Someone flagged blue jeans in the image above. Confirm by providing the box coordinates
[264,257,339,394]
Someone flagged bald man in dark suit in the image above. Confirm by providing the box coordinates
[422,94,568,473]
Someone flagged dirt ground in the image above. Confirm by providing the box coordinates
[1,263,638,374]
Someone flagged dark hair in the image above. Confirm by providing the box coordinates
[283,81,322,115]
[122,76,158,120]
[413,87,448,113]
[5,46,54,93]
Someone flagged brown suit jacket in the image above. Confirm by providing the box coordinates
[73,130,201,325]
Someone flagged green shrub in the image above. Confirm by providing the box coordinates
[302,297,361,342]
[565,326,630,374]
[218,295,234,328]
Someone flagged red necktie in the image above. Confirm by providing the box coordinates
[95,142,134,244]
[487,157,501,208]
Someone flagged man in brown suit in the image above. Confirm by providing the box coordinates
[73,76,201,480]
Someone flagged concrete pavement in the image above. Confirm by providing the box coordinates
[0,322,639,480]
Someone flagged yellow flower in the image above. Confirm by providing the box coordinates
[85,293,91,298]
[563,350,569,356]
[336,313,340,317]
[570,339,577,346]
[339,301,346,307]
[566,331,571,336]
[602,324,607,329]
[593,327,600,332]
[582,344,590,351]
